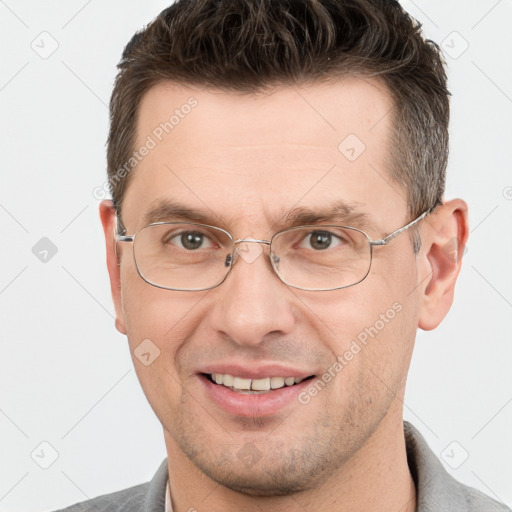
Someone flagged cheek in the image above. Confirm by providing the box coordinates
[119,263,215,378]
[118,271,202,424]
[297,256,419,398]
[119,259,193,342]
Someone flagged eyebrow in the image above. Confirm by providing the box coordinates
[142,199,382,234]
[277,201,381,233]
[143,200,225,227]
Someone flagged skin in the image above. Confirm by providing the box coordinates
[100,78,468,512]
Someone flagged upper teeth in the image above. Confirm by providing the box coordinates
[211,374,304,391]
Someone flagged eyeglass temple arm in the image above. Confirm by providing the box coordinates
[371,208,431,246]
[113,214,133,242]
[116,234,134,242]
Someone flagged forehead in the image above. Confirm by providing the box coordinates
[122,78,405,235]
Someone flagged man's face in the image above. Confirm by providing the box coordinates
[112,79,423,494]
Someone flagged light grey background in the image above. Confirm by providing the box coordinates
[1,1,511,511]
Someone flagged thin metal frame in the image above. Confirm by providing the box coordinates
[115,208,431,292]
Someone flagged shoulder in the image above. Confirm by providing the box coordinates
[457,485,511,511]
[428,474,511,511]
[52,482,149,512]
[404,422,510,512]
[51,459,168,512]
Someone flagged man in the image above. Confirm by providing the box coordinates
[57,0,509,511]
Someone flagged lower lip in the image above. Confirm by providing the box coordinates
[198,374,313,418]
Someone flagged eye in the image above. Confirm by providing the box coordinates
[299,230,347,251]
[166,230,214,251]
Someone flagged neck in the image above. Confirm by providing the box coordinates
[165,408,416,512]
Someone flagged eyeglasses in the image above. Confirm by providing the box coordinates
[115,209,431,292]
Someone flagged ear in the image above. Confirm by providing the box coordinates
[417,198,469,331]
[99,200,127,335]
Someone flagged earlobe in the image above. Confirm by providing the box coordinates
[417,199,469,331]
[99,200,127,335]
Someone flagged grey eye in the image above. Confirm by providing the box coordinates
[164,230,213,250]
[308,231,333,250]
[180,232,204,250]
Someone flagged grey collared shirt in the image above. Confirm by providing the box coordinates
[54,421,510,511]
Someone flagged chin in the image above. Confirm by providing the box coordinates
[179,436,338,498]
[196,460,319,497]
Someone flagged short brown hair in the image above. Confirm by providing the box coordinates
[107,0,449,242]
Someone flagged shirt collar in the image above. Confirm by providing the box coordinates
[165,479,173,512]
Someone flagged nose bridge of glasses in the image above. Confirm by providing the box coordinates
[229,237,277,269]
[233,237,271,246]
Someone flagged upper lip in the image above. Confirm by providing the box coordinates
[198,362,316,380]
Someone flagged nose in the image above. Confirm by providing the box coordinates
[207,241,296,347]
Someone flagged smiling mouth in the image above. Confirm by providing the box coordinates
[203,373,315,394]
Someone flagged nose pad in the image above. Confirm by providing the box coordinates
[224,240,277,273]
[271,252,280,270]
